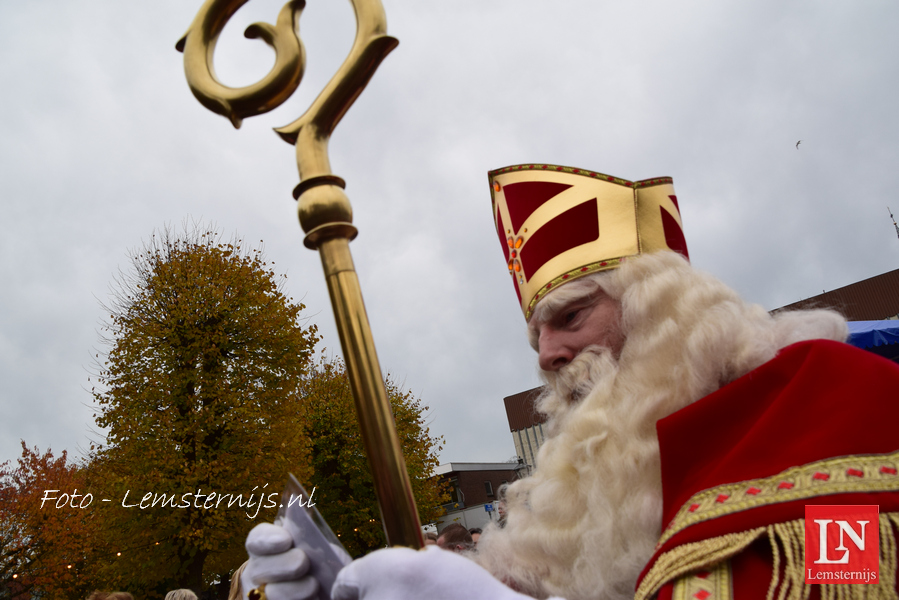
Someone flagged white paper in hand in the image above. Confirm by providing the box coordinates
[277,474,353,600]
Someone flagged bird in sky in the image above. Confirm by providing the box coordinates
[796,140,801,149]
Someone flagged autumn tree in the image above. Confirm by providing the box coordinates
[0,443,103,600]
[89,226,318,595]
[300,356,449,557]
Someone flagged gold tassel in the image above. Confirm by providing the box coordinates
[882,514,899,598]
[768,524,782,600]
[768,513,899,600]
[770,519,806,600]
[639,512,899,600]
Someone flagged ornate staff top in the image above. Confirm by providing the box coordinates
[177,0,423,550]
[176,0,398,240]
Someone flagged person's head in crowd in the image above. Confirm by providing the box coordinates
[164,590,198,600]
[495,483,509,526]
[87,592,133,600]
[228,560,248,600]
[468,528,482,545]
[436,523,473,552]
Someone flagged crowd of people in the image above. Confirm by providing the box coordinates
[84,564,247,600]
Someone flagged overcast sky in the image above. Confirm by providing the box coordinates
[3,0,898,474]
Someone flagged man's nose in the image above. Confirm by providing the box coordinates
[538,329,575,371]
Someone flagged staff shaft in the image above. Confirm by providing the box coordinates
[318,236,424,548]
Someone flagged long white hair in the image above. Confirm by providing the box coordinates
[475,252,847,600]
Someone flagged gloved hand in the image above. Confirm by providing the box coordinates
[242,522,320,600]
[331,545,541,600]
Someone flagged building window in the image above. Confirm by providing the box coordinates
[450,478,462,505]
[485,481,494,496]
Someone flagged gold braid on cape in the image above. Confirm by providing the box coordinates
[635,513,899,600]
[636,451,899,600]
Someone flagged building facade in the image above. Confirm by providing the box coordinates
[503,387,546,474]
[433,462,523,532]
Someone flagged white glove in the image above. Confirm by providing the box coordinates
[331,545,538,600]
[242,522,320,600]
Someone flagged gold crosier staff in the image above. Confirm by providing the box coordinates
[176,0,424,550]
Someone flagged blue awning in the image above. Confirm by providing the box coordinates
[847,321,899,349]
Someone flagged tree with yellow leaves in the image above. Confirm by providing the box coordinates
[89,225,318,594]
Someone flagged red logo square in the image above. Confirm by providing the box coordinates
[805,505,879,584]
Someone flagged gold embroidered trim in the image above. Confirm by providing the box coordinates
[487,164,673,189]
[672,558,732,600]
[637,513,899,600]
[525,257,627,320]
[635,528,765,600]
[659,451,899,549]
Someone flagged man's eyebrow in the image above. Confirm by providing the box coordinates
[545,299,590,325]
[559,297,595,314]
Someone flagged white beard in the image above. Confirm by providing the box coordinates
[474,347,682,600]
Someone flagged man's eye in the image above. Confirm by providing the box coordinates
[564,310,579,324]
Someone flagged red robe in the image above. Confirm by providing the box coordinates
[634,340,899,600]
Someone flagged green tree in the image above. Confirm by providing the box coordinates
[300,356,449,557]
[90,226,318,595]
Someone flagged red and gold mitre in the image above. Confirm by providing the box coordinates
[488,164,689,320]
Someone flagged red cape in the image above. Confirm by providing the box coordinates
[636,340,899,599]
